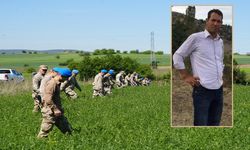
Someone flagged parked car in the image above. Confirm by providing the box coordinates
[0,68,25,83]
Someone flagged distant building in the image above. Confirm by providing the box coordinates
[186,6,195,18]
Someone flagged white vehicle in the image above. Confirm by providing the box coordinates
[0,68,25,83]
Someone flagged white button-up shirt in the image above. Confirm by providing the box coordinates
[173,30,224,90]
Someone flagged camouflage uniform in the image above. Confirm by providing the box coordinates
[40,75,53,101]
[116,71,125,88]
[103,74,115,95]
[142,78,151,86]
[130,73,138,86]
[92,73,104,97]
[61,76,81,99]
[124,74,131,86]
[37,79,72,138]
[32,72,44,112]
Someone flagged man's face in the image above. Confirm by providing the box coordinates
[206,12,222,35]
[40,68,47,75]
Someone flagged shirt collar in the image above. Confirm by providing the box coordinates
[204,29,220,40]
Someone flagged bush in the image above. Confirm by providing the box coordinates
[24,64,29,67]
[140,50,151,54]
[233,59,247,85]
[155,51,164,55]
[135,64,155,79]
[68,55,141,81]
[92,49,116,55]
[130,50,139,54]
[59,58,74,66]
[26,67,36,73]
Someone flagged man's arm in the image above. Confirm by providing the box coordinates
[32,75,40,93]
[74,78,82,91]
[173,34,199,86]
[178,69,200,86]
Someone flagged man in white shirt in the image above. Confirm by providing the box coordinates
[173,9,224,126]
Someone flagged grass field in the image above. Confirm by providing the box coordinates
[1,82,250,149]
[234,55,250,65]
[240,67,250,80]
[0,81,169,149]
[0,53,170,70]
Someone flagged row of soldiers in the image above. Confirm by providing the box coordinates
[92,69,151,97]
[32,65,151,138]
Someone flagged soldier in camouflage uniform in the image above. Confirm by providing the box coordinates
[103,70,115,95]
[32,65,48,112]
[92,69,107,97]
[130,72,138,86]
[39,68,58,102]
[37,68,73,138]
[124,73,131,86]
[60,69,82,99]
[141,77,151,86]
[115,71,125,88]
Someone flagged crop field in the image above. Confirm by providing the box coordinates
[1,81,250,149]
[234,55,250,65]
[0,53,170,70]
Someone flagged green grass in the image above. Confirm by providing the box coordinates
[234,55,250,65]
[240,67,250,80]
[0,53,170,70]
[0,82,169,149]
[1,82,250,149]
[241,68,250,73]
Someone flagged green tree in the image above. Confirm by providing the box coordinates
[136,64,155,79]
[233,59,247,85]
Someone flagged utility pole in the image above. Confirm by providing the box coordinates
[150,31,157,69]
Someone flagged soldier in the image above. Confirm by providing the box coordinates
[109,69,116,89]
[115,71,125,88]
[130,72,138,86]
[32,65,48,112]
[60,69,82,99]
[124,73,131,86]
[39,68,58,102]
[92,69,107,97]
[37,68,73,138]
[142,77,151,86]
[103,69,115,95]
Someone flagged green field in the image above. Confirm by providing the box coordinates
[1,82,250,149]
[241,68,250,72]
[234,55,250,65]
[0,53,170,70]
[240,68,250,80]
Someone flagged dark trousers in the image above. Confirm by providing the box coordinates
[192,85,223,126]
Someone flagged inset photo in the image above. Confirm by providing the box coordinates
[171,5,232,127]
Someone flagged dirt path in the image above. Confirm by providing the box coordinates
[239,64,250,68]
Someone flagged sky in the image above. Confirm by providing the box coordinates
[0,0,249,54]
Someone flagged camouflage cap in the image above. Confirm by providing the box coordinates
[39,65,48,70]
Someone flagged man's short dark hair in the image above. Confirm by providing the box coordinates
[207,9,223,20]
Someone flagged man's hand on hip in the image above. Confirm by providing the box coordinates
[184,75,200,87]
